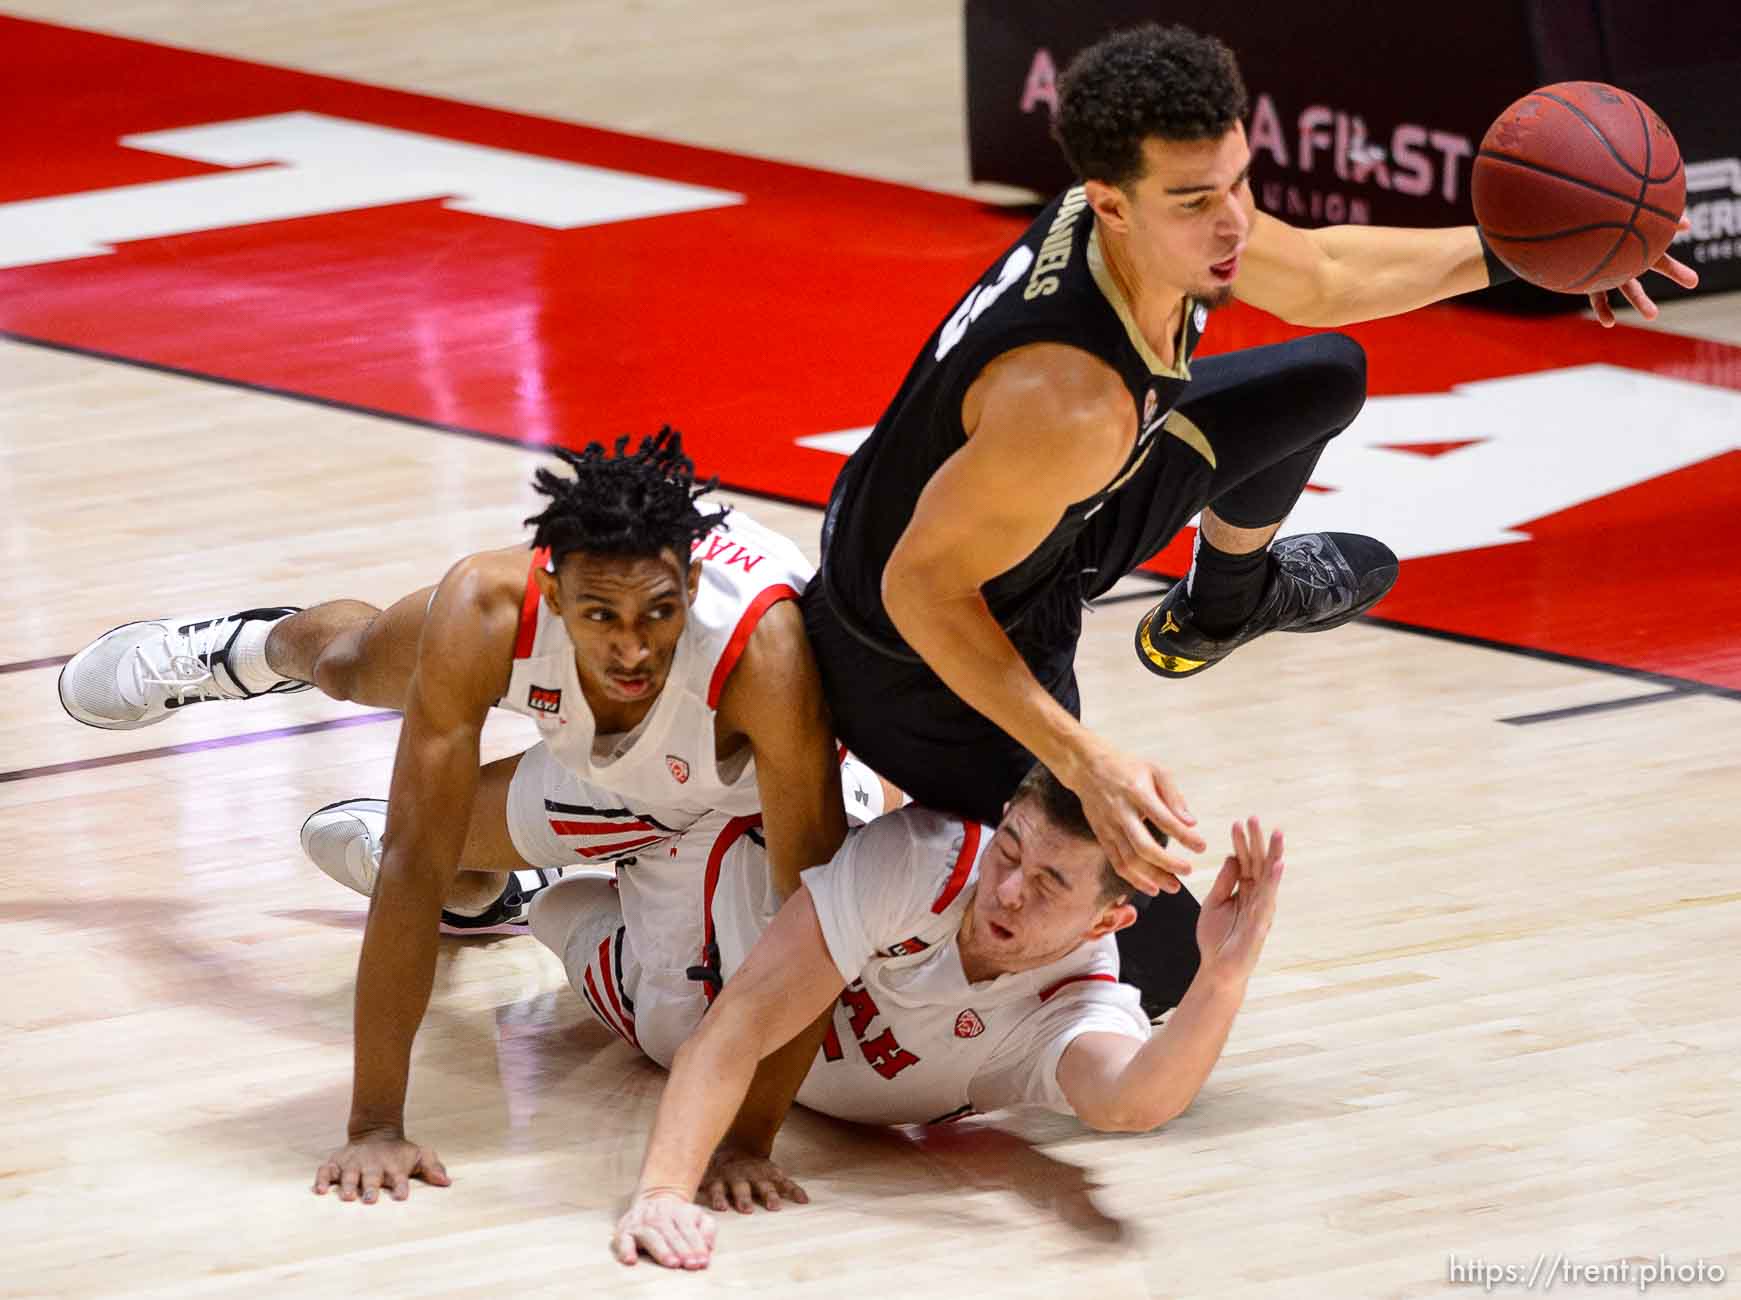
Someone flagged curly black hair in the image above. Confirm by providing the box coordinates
[523,426,729,569]
[1054,23,1249,188]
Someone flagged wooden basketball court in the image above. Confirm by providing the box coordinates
[2,5,1736,1297]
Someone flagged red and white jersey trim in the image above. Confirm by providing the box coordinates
[496,510,813,823]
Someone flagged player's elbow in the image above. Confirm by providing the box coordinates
[1079,1092,1190,1134]
[879,545,940,637]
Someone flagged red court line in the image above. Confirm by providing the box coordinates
[4,17,1737,692]
[0,711,400,784]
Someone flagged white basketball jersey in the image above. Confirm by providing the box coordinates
[497,509,813,833]
[711,806,1151,1126]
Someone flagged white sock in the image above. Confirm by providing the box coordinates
[227,614,292,694]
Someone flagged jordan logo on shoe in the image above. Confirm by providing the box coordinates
[1138,611,1206,675]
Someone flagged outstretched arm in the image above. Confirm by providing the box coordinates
[613,887,845,1269]
[1058,818,1285,1133]
[313,555,517,1202]
[882,342,1206,891]
[1236,212,1488,327]
[703,600,850,1195]
[718,600,849,898]
[1237,209,1698,328]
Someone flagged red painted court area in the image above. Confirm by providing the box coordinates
[3,16,1738,690]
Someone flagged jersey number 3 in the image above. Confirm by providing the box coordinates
[934,245,1035,362]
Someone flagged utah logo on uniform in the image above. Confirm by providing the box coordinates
[954,1008,986,1039]
[665,754,690,784]
[527,685,561,714]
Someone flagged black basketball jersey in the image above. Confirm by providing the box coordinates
[819,185,1209,659]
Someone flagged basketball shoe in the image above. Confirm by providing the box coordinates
[58,609,310,729]
[1134,533,1398,679]
[300,798,562,936]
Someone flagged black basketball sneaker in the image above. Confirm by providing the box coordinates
[1135,532,1399,679]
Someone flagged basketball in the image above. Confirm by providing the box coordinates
[1472,81,1685,294]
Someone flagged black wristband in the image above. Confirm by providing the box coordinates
[1476,228,1518,286]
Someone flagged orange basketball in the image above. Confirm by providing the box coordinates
[1472,81,1684,294]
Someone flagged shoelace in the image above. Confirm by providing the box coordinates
[1275,539,1339,593]
[130,619,240,705]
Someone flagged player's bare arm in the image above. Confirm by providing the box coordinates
[882,342,1206,891]
[715,599,849,896]
[1057,817,1283,1132]
[702,600,849,1201]
[1236,210,1489,326]
[1229,167,1700,332]
[614,885,844,1269]
[312,553,521,1203]
[1238,210,1696,327]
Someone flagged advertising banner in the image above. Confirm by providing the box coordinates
[965,0,1739,297]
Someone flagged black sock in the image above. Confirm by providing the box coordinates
[1185,532,1270,635]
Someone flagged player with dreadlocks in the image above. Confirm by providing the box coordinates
[59,426,879,1206]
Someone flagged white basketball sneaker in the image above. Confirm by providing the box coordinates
[300,797,562,936]
[57,608,310,730]
[300,798,390,897]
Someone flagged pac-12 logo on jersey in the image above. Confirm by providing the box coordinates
[666,755,690,784]
[528,685,562,714]
[954,1009,986,1039]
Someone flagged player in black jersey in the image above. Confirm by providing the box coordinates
[802,23,1695,1018]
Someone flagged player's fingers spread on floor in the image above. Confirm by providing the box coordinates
[779,1173,810,1205]
[730,1177,754,1214]
[758,1179,782,1211]
[389,1169,411,1201]
[313,1162,338,1195]
[417,1149,450,1186]
[672,1214,712,1268]
[361,1168,384,1204]
[635,1226,680,1270]
[337,1165,361,1202]
[611,1229,640,1267]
